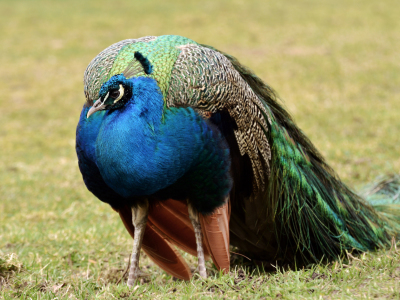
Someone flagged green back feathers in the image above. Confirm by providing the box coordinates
[109,35,198,99]
[84,35,198,104]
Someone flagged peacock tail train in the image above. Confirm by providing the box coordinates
[206,44,400,264]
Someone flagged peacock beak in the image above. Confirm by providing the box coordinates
[87,98,106,118]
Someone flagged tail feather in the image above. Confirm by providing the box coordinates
[361,175,400,204]
[361,175,400,234]
[202,44,400,264]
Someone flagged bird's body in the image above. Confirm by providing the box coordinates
[76,35,400,284]
[78,75,231,212]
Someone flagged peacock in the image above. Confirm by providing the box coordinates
[76,35,400,286]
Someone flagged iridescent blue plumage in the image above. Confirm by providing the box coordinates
[77,76,232,214]
[76,106,127,208]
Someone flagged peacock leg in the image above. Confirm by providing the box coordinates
[127,200,149,287]
[187,201,207,278]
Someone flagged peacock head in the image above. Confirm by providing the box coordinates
[86,74,133,118]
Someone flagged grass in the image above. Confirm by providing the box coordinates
[2,247,400,299]
[0,0,399,298]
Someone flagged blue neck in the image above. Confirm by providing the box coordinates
[79,76,232,214]
[96,77,205,197]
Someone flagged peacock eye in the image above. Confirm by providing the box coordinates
[108,84,125,103]
[109,90,120,99]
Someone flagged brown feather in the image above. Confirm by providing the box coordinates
[118,206,192,280]
[118,199,232,278]
[200,201,231,273]
[148,199,210,259]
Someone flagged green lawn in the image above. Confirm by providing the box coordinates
[1,0,400,298]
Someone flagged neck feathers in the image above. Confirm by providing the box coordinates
[95,78,232,213]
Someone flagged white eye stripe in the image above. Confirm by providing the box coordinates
[103,91,110,102]
[113,84,125,103]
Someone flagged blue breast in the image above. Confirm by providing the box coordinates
[77,77,232,214]
[76,106,128,208]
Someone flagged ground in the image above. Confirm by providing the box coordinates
[1,0,400,299]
